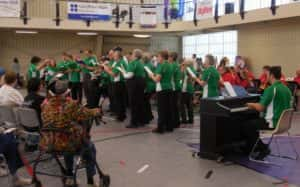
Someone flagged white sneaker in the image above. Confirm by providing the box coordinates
[13,176,32,187]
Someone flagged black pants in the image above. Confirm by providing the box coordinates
[157,90,173,132]
[241,118,274,153]
[127,77,146,126]
[70,82,83,103]
[107,83,115,113]
[170,91,181,128]
[86,79,100,109]
[180,92,193,123]
[144,92,154,123]
[113,82,127,121]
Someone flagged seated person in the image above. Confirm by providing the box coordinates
[24,78,45,128]
[259,65,270,90]
[219,66,238,85]
[0,71,24,106]
[242,66,292,160]
[0,131,32,186]
[40,78,100,187]
[294,69,300,86]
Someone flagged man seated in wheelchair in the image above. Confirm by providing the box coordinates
[39,77,101,186]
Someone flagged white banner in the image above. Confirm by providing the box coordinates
[197,0,213,20]
[0,0,20,17]
[68,1,112,21]
[140,6,157,28]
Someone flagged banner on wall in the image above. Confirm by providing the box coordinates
[68,1,112,21]
[196,0,213,20]
[0,0,20,18]
[140,6,158,28]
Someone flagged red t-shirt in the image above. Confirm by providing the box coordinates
[294,76,300,85]
[222,72,238,85]
[279,74,287,85]
[236,70,254,88]
[259,73,268,85]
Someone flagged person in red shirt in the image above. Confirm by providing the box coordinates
[294,69,300,85]
[234,57,255,89]
[219,66,238,85]
[259,66,270,88]
[280,73,287,85]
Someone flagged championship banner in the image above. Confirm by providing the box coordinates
[196,0,213,20]
[68,1,112,21]
[0,0,20,18]
[140,6,157,28]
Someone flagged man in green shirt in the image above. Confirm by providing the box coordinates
[243,66,292,160]
[148,50,174,133]
[143,53,156,124]
[56,53,72,81]
[194,54,220,98]
[120,49,146,128]
[180,59,197,125]
[45,59,58,86]
[27,56,46,81]
[81,50,99,108]
[169,52,181,128]
[68,59,83,103]
[103,50,127,122]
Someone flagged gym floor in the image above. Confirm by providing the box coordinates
[1,98,300,187]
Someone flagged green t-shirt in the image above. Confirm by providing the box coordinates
[172,62,182,91]
[99,72,110,87]
[45,66,58,82]
[68,61,81,83]
[259,81,292,128]
[56,61,70,80]
[112,59,127,82]
[144,61,156,93]
[28,63,40,80]
[182,66,196,94]
[155,61,173,91]
[201,66,220,98]
[82,56,97,74]
[127,59,145,78]
[108,60,115,82]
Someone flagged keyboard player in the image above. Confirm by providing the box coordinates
[242,66,292,160]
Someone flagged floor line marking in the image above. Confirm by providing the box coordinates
[137,164,149,174]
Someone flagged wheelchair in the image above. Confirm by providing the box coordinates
[31,118,110,187]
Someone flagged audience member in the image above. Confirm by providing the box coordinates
[24,78,45,128]
[0,71,24,106]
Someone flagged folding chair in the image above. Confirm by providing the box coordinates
[249,109,299,165]
[0,105,18,128]
[14,107,41,149]
[287,81,298,111]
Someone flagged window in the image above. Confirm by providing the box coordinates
[182,30,238,65]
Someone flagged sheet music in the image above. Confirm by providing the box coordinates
[186,67,196,78]
[223,82,237,97]
[144,66,154,77]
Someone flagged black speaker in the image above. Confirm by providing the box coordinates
[225,3,234,14]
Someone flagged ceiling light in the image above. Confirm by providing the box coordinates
[133,34,151,38]
[15,30,38,34]
[77,32,98,36]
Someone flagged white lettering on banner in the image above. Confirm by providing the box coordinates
[197,0,213,20]
[68,1,112,21]
[140,6,158,28]
[0,0,20,18]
